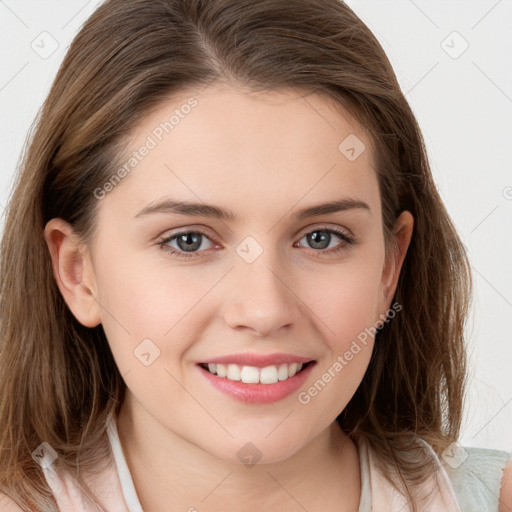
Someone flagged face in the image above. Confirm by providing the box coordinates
[48,83,412,465]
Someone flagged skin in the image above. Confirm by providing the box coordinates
[44,83,415,511]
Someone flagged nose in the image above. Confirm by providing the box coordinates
[221,250,300,337]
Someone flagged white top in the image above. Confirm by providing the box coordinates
[39,411,510,512]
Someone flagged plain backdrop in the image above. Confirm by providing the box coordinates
[0,0,511,452]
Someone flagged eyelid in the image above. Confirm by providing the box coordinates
[159,223,352,243]
[158,224,218,241]
[295,222,353,239]
[157,223,356,258]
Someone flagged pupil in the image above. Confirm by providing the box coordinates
[177,233,201,252]
[308,230,330,249]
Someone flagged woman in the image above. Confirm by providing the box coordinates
[0,0,510,510]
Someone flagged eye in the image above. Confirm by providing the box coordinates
[158,230,217,258]
[294,227,355,255]
[157,226,356,259]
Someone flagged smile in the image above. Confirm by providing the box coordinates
[197,360,316,404]
[199,361,310,384]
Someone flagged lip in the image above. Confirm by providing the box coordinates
[198,352,314,368]
[197,360,316,404]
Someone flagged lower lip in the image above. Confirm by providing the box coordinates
[197,362,315,404]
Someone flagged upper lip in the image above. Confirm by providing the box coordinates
[199,353,314,368]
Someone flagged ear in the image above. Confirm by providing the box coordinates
[378,210,414,316]
[44,218,101,328]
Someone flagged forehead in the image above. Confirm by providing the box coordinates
[102,83,380,223]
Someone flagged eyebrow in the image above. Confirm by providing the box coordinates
[135,197,371,221]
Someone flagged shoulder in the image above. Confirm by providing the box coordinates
[0,492,23,511]
[499,458,512,512]
[442,444,512,512]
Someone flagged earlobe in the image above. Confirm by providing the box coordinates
[44,218,101,328]
[379,211,414,311]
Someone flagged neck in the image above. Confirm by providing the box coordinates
[116,391,361,512]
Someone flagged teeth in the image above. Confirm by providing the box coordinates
[205,362,306,384]
[216,363,227,378]
[240,366,259,384]
[227,364,241,381]
[260,365,278,384]
[277,363,289,381]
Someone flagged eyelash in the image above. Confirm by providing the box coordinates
[157,226,356,259]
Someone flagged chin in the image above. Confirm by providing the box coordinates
[207,435,306,467]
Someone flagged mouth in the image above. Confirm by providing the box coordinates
[197,359,316,404]
[198,360,314,385]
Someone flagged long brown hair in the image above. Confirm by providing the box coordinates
[0,0,471,510]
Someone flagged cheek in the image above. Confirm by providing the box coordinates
[296,291,379,423]
[93,251,221,368]
[293,252,383,406]
[331,275,383,346]
[297,251,385,346]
